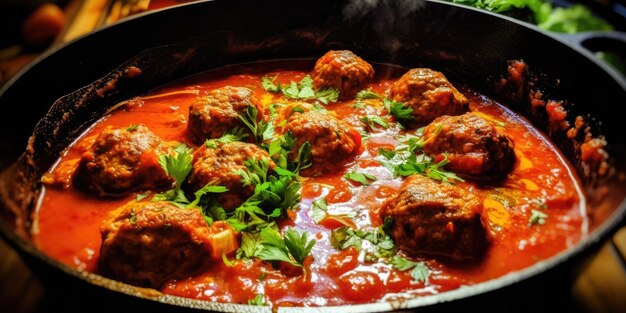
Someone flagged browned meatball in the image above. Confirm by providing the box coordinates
[282,111,360,177]
[99,201,237,288]
[187,142,274,210]
[74,124,173,197]
[188,86,266,143]
[422,113,516,182]
[388,68,468,126]
[381,174,488,261]
[311,50,375,98]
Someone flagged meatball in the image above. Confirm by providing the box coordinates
[381,174,488,261]
[282,111,360,177]
[311,50,375,98]
[388,68,468,126]
[187,141,274,210]
[422,113,516,182]
[74,124,173,197]
[99,201,237,288]
[188,86,266,143]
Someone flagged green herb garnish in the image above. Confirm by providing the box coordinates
[261,75,339,104]
[344,171,378,186]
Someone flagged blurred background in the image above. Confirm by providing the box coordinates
[1,0,623,87]
[0,0,625,312]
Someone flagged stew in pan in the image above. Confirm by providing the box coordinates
[35,51,586,307]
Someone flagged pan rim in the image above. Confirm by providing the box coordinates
[1,0,625,311]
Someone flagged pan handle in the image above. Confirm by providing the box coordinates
[556,31,626,48]
[555,31,626,72]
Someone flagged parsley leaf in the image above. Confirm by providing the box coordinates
[344,171,377,186]
[234,158,271,188]
[391,154,463,183]
[262,75,281,92]
[529,209,548,226]
[315,87,340,104]
[205,128,249,148]
[260,75,340,104]
[426,156,465,183]
[185,184,228,209]
[159,143,193,192]
[238,105,274,143]
[258,227,315,267]
[410,263,430,283]
[266,132,311,175]
[356,90,383,100]
[135,192,149,201]
[283,228,316,266]
[248,294,267,306]
[378,148,396,160]
[383,98,413,122]
[390,255,418,271]
[228,157,302,233]
[309,198,328,223]
[153,143,195,206]
[237,231,265,259]
[293,142,312,174]
[126,124,139,132]
[331,225,396,260]
[361,115,389,129]
[390,256,430,283]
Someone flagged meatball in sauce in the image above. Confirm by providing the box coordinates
[381,174,488,261]
[99,201,237,288]
[74,124,173,197]
[281,111,360,177]
[35,56,585,307]
[422,113,516,182]
[388,68,468,126]
[188,86,266,143]
[311,50,375,99]
[188,141,274,210]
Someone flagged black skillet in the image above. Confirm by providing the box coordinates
[1,0,626,312]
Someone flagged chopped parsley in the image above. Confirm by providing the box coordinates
[378,138,463,183]
[309,198,328,223]
[529,209,548,226]
[248,293,267,306]
[155,143,194,206]
[356,90,383,100]
[424,156,465,183]
[258,227,316,268]
[266,132,312,175]
[158,143,193,192]
[344,171,378,186]
[309,198,356,226]
[135,192,149,201]
[378,148,396,160]
[237,231,265,259]
[361,115,389,129]
[185,184,228,209]
[128,209,138,225]
[238,105,274,143]
[261,74,339,104]
[126,124,139,132]
[383,98,413,123]
[330,222,396,261]
[390,256,430,283]
[205,128,249,148]
[261,75,281,92]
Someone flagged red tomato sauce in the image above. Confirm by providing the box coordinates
[33,60,585,306]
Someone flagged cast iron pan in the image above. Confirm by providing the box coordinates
[1,0,626,312]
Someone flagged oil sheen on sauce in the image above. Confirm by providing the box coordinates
[33,60,585,306]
